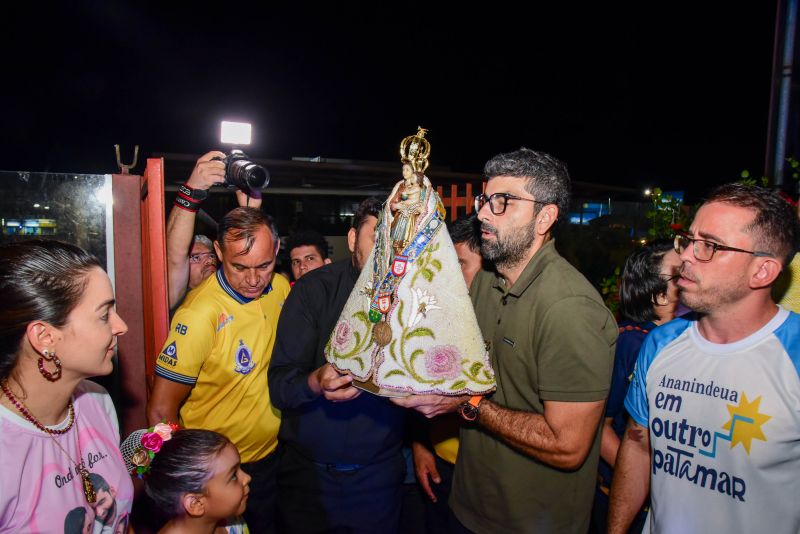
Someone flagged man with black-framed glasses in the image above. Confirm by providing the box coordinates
[394,148,617,533]
[673,232,775,262]
[610,183,800,534]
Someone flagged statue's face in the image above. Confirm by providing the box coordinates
[402,164,413,180]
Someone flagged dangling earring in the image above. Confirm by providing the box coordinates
[38,349,62,382]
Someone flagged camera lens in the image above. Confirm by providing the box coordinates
[229,160,269,190]
[246,164,269,189]
[224,151,270,192]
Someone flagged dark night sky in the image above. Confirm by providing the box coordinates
[0,3,779,199]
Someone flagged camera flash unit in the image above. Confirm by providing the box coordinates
[220,121,252,145]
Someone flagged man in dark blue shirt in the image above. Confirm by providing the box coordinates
[269,197,408,533]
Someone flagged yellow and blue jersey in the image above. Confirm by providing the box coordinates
[155,269,290,463]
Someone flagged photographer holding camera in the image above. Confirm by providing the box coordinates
[167,150,263,309]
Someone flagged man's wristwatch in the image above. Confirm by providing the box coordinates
[459,395,484,422]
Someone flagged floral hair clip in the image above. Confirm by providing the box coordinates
[120,421,179,478]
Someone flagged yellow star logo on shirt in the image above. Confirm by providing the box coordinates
[722,392,771,454]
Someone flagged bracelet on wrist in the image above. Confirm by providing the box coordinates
[174,196,200,212]
[179,183,209,202]
[174,183,209,213]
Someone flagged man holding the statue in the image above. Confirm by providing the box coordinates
[392,146,617,534]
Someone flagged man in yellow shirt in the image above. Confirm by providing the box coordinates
[777,253,800,311]
[774,203,799,311]
[148,207,290,534]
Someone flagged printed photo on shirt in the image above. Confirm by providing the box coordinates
[88,473,117,534]
[63,506,94,534]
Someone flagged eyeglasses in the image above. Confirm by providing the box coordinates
[474,193,547,216]
[189,252,218,264]
[673,233,773,263]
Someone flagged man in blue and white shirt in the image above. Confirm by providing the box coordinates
[609,183,800,534]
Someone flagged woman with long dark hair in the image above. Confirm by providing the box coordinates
[0,240,132,532]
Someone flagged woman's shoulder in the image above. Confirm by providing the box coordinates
[74,379,113,408]
[75,378,110,396]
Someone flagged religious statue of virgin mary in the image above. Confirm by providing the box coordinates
[325,127,495,396]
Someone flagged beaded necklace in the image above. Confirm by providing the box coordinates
[0,380,96,503]
[1,380,74,434]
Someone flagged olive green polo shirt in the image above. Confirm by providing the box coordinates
[450,240,616,534]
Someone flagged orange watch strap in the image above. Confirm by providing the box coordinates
[459,395,484,422]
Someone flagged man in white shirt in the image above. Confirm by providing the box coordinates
[609,183,800,534]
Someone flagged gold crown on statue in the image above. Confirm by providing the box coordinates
[399,127,431,173]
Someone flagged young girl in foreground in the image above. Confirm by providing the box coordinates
[123,428,251,534]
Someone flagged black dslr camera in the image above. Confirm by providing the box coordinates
[214,149,270,192]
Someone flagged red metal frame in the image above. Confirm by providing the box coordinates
[140,158,169,388]
[111,174,147,435]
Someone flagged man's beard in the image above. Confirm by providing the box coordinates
[677,265,750,315]
[480,219,537,269]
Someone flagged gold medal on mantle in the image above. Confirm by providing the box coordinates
[373,322,392,347]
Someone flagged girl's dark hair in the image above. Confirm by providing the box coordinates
[619,240,675,323]
[144,429,232,518]
[0,240,101,380]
